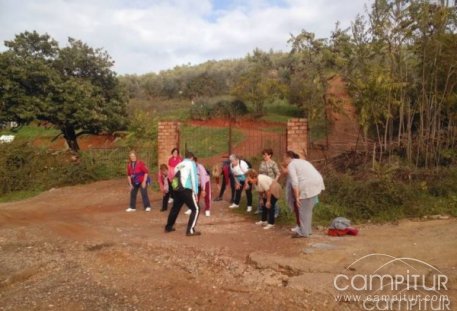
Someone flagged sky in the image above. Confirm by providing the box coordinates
[0,0,373,75]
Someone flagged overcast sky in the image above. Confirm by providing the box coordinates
[0,0,373,75]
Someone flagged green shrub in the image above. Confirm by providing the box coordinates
[0,142,140,201]
[189,96,249,120]
[425,168,457,197]
[316,165,457,224]
[190,99,212,120]
[0,142,45,194]
[321,171,417,222]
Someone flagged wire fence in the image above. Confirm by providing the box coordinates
[84,147,157,176]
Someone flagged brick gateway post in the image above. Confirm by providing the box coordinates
[157,121,180,168]
[287,118,308,159]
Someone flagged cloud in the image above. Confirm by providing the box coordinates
[0,0,372,74]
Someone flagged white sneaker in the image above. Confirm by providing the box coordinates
[145,207,151,212]
[246,206,252,212]
[168,198,173,204]
[290,226,300,233]
[255,221,267,226]
[126,208,136,212]
[184,209,191,215]
[205,210,210,217]
[263,224,275,230]
[229,203,239,209]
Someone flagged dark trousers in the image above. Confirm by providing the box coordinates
[261,196,278,225]
[130,184,151,209]
[168,179,175,200]
[234,180,252,206]
[218,174,235,202]
[161,191,171,211]
[165,189,200,234]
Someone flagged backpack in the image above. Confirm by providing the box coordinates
[171,170,185,192]
[130,162,151,186]
[327,217,359,237]
[241,159,252,169]
[330,217,351,230]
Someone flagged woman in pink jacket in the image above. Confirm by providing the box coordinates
[195,158,212,217]
[157,164,171,212]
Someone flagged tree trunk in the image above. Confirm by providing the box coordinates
[62,125,80,153]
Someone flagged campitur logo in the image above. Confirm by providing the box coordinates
[333,253,451,310]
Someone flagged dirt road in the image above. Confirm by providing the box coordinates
[1,179,456,310]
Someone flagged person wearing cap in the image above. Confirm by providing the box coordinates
[165,151,201,236]
[228,154,253,212]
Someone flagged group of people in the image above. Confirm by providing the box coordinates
[126,147,325,238]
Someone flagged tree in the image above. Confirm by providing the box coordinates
[231,49,288,115]
[341,0,457,166]
[288,31,341,146]
[0,31,128,152]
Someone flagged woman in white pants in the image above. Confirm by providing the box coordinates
[284,151,325,238]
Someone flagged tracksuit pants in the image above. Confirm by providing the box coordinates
[295,196,317,237]
[165,189,200,234]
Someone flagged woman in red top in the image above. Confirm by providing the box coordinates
[168,148,183,178]
[167,148,183,202]
[126,151,151,212]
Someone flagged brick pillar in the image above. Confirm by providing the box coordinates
[287,118,308,159]
[158,121,180,168]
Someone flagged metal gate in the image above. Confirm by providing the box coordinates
[180,121,286,166]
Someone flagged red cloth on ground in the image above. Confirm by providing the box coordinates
[327,227,359,236]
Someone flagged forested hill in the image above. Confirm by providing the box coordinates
[120,0,457,168]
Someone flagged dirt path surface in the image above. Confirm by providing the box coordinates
[1,180,456,310]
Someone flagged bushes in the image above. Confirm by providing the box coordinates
[190,96,248,120]
[0,142,41,194]
[190,99,212,120]
[316,166,457,223]
[0,142,133,199]
[319,173,410,222]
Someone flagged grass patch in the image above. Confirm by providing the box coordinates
[262,126,287,134]
[261,101,303,123]
[129,98,191,121]
[1,124,60,140]
[180,124,244,158]
[261,113,292,123]
[0,190,43,203]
